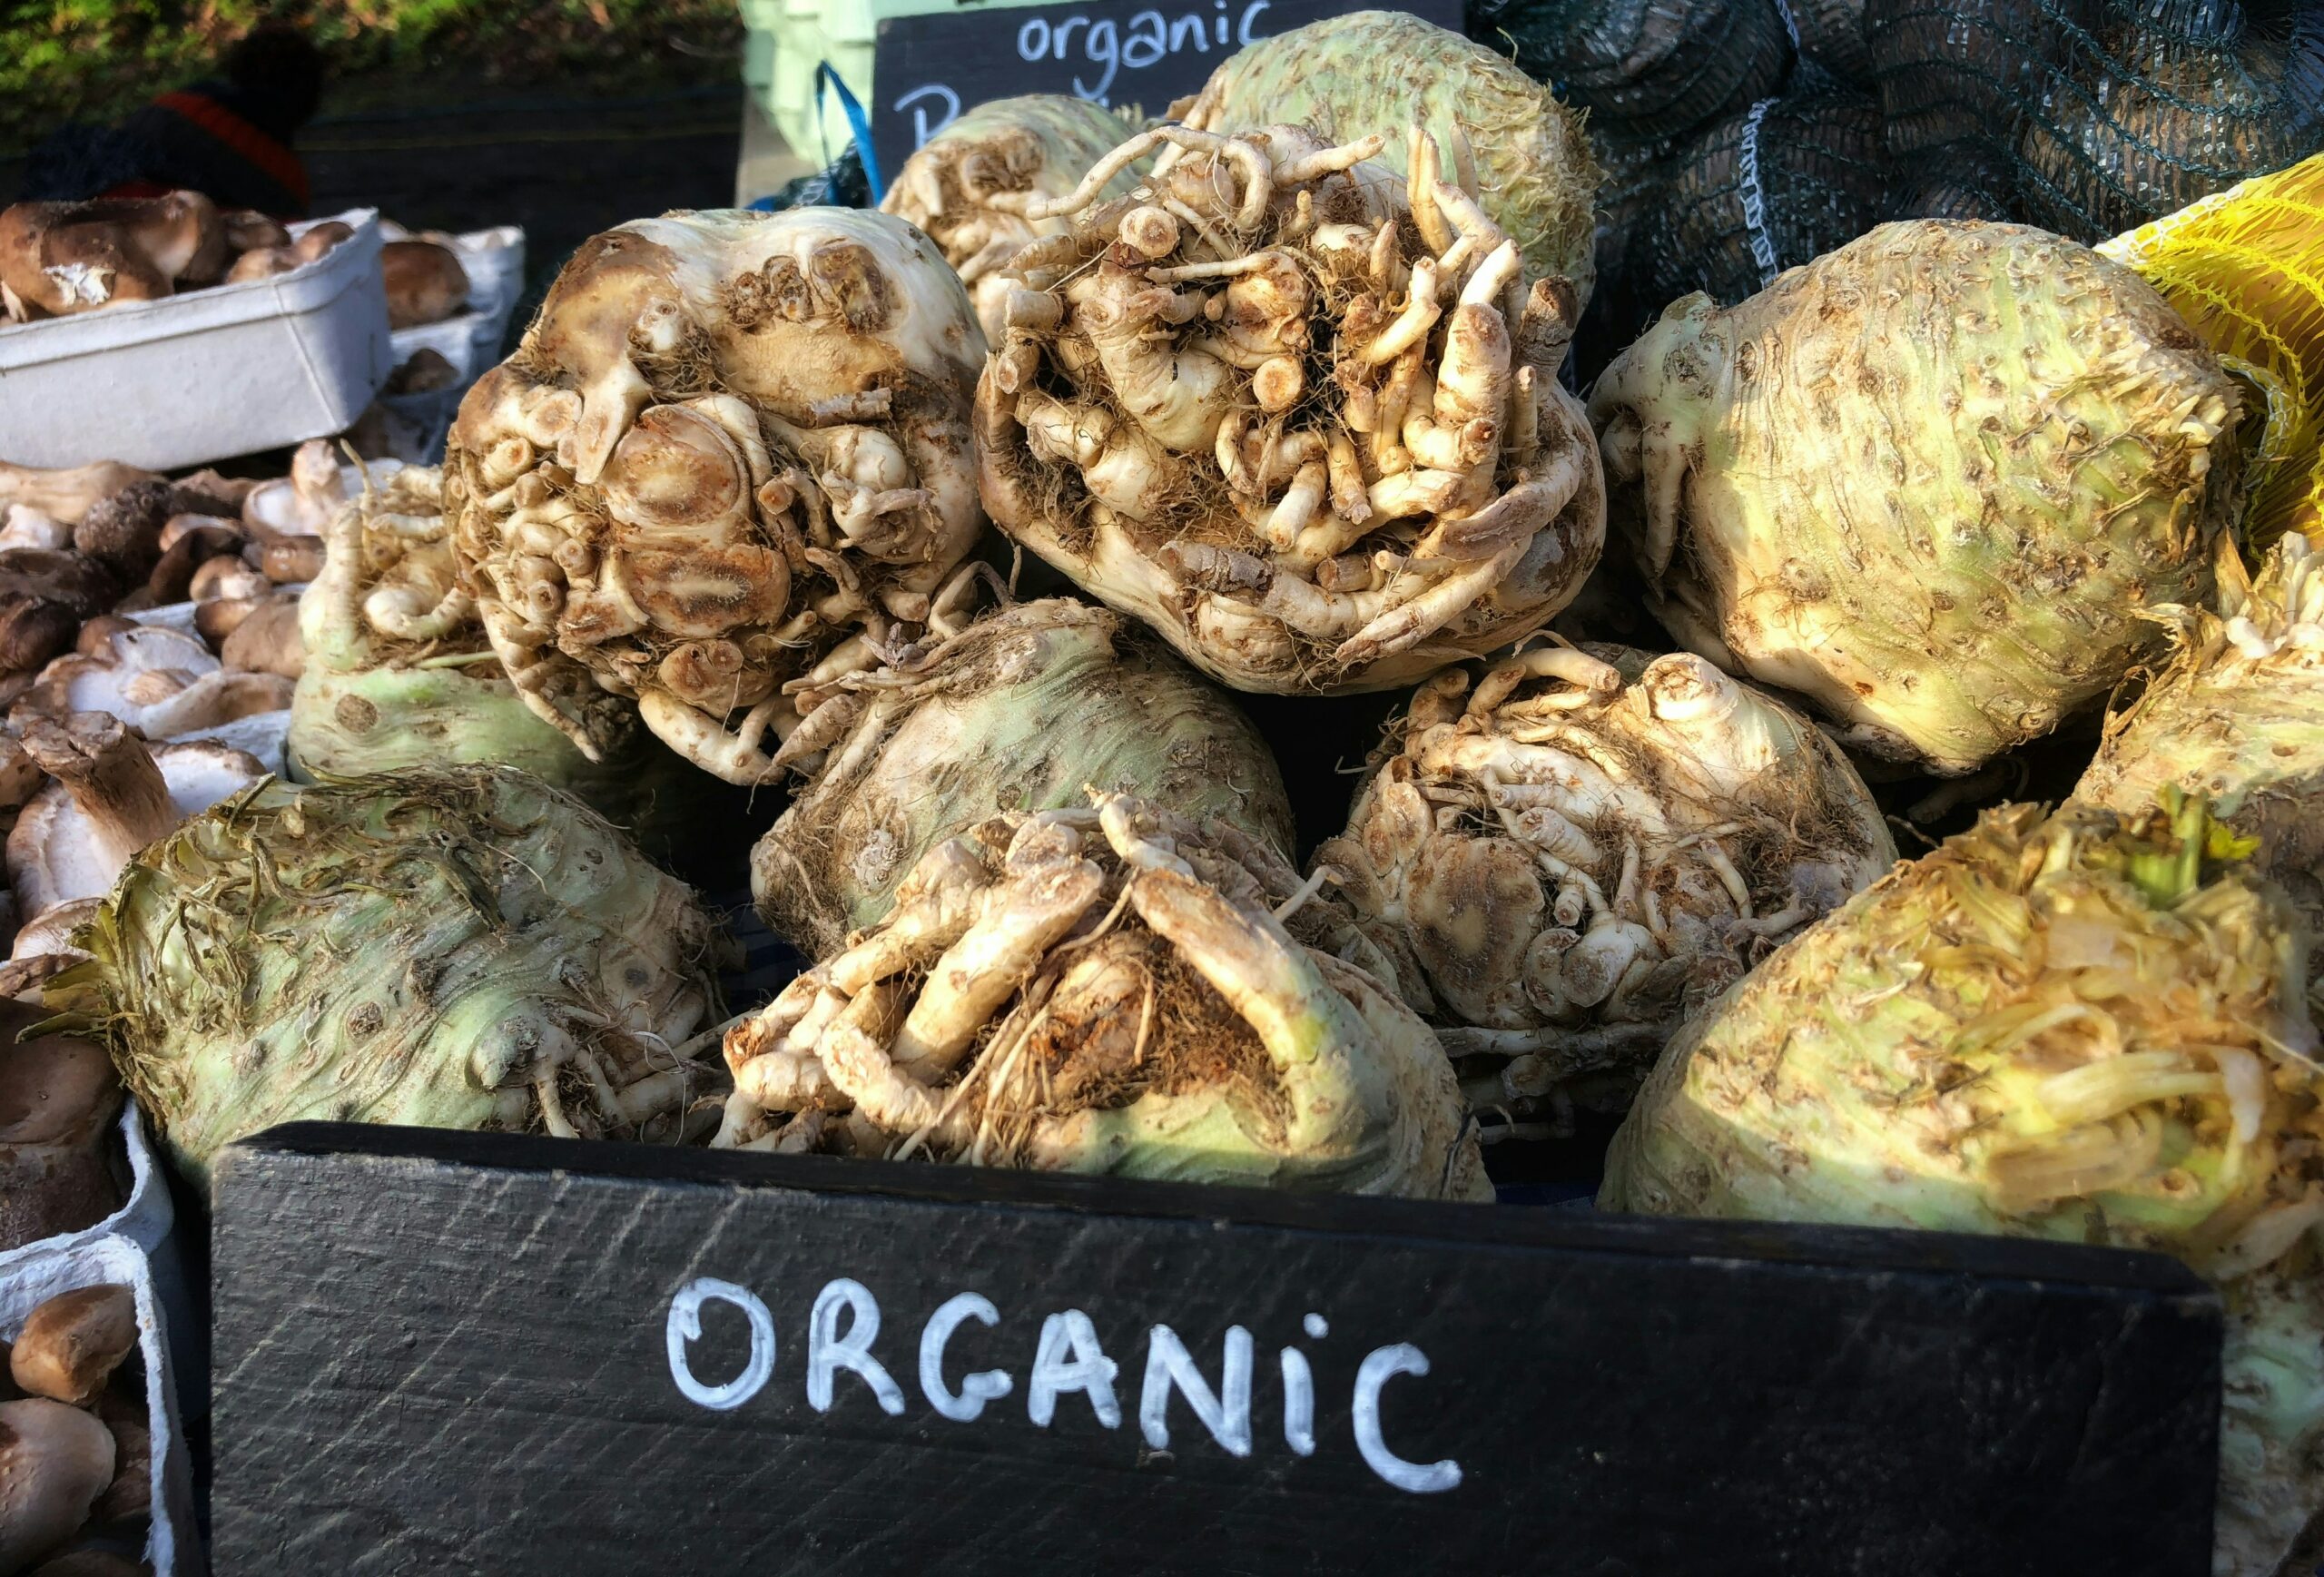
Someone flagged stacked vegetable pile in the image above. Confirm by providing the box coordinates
[1,16,2321,1566]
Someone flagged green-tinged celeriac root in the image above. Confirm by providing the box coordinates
[44,765,724,1186]
[443,209,989,784]
[882,94,1145,344]
[1587,220,2240,775]
[751,595,1294,959]
[714,789,1488,1200]
[978,122,1605,695]
[288,463,695,835]
[1600,794,2323,1577]
[1171,11,1601,305]
[1317,642,1896,1116]
[2079,535,2324,1000]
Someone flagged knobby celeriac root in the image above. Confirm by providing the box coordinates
[1315,641,1896,1116]
[443,210,988,784]
[714,787,1490,1200]
[975,122,1606,695]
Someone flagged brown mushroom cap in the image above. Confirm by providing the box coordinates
[0,736,44,814]
[380,240,468,329]
[0,595,81,679]
[290,221,354,264]
[187,557,267,604]
[123,523,241,608]
[0,996,123,1251]
[384,348,459,396]
[224,246,297,284]
[71,482,172,583]
[220,596,304,679]
[165,469,257,518]
[0,1399,116,1572]
[0,552,118,622]
[9,1287,136,1409]
[258,536,323,585]
[89,1387,146,1528]
[222,209,291,254]
[0,202,170,319]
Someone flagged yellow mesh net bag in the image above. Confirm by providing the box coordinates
[2100,153,2324,550]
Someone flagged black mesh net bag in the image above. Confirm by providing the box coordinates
[1470,0,1797,141]
[1633,85,1891,307]
[1870,0,2324,239]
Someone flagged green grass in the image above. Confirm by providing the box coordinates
[0,0,743,151]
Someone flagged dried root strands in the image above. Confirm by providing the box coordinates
[882,95,1145,344]
[1600,794,2324,1577]
[2077,535,2324,995]
[752,596,1295,959]
[1173,12,1601,304]
[1318,645,1895,1110]
[718,790,1489,1201]
[978,123,1606,695]
[2097,153,2324,552]
[48,766,724,1186]
[1588,220,2240,776]
[445,208,988,784]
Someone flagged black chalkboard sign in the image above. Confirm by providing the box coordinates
[211,1122,2223,1575]
[869,0,1460,185]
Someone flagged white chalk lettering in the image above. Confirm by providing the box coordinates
[1353,1344,1462,1494]
[665,1277,775,1411]
[1139,1325,1254,1456]
[1123,9,1169,67]
[1017,16,1051,59]
[1238,0,1270,43]
[807,1277,906,1416]
[661,1280,1459,1496]
[1280,1345,1315,1456]
[1074,19,1120,99]
[1028,1309,1122,1428]
[920,1292,1014,1423]
[892,84,960,151]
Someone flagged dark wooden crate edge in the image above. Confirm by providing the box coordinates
[218,1120,2218,1300]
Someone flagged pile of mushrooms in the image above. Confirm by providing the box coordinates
[0,1283,153,1575]
[0,447,360,985]
[0,192,350,322]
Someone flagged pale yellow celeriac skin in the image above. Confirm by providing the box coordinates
[1589,220,2240,774]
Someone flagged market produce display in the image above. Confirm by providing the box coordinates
[0,1284,152,1572]
[752,596,1294,959]
[882,94,1144,344]
[719,789,1488,1199]
[1600,795,2322,1576]
[978,122,1605,693]
[3,14,2322,1566]
[1588,219,2240,774]
[45,766,722,1184]
[444,207,987,784]
[1317,643,1894,1113]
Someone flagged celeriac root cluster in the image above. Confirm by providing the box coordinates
[976,123,1605,694]
[715,788,1488,1199]
[445,210,988,784]
[1319,643,1896,1117]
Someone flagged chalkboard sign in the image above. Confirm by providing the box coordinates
[869,0,1461,184]
[211,1123,2225,1574]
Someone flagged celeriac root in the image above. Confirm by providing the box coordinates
[975,123,1605,695]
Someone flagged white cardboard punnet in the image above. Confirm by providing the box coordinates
[0,210,394,472]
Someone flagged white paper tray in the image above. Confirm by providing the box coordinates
[0,209,394,472]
